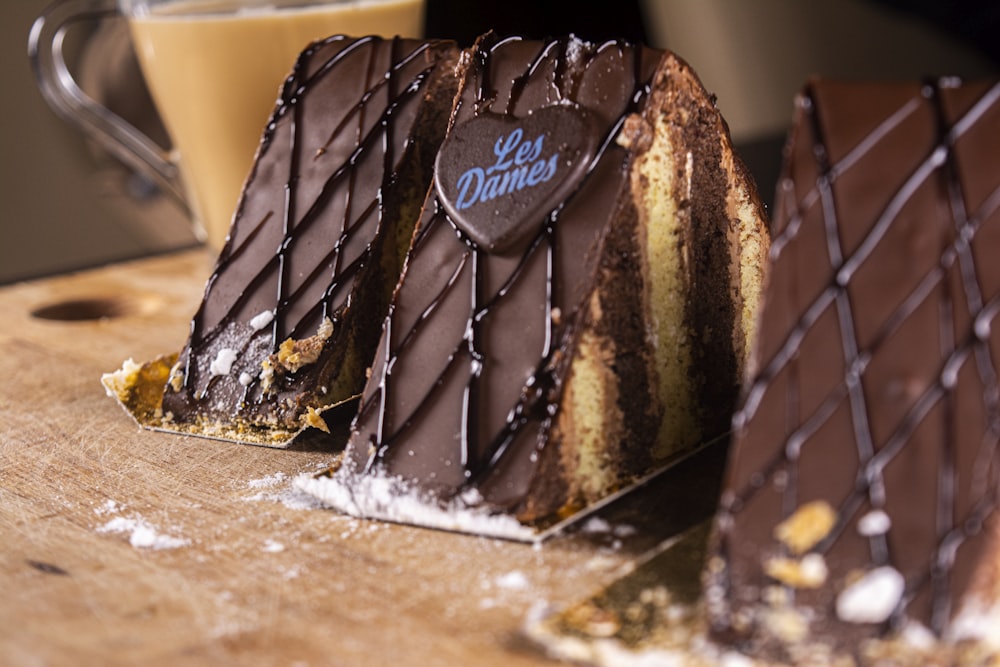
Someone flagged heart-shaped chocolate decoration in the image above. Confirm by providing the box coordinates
[435,106,600,254]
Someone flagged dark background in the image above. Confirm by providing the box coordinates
[2,0,997,284]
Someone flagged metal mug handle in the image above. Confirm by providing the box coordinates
[28,0,194,224]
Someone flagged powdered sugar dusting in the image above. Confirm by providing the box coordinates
[247,472,288,489]
[581,517,612,534]
[262,539,285,553]
[478,570,538,610]
[294,470,537,542]
[948,596,1000,647]
[564,36,585,70]
[97,515,190,550]
[243,471,326,511]
[94,499,122,516]
[495,570,530,590]
[579,516,637,543]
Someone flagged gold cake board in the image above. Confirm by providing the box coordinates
[525,521,720,666]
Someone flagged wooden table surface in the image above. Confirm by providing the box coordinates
[0,249,723,667]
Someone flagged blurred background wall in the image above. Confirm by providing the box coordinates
[643,0,998,141]
[2,0,997,284]
[2,1,196,285]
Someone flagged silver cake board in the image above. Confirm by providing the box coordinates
[295,434,730,544]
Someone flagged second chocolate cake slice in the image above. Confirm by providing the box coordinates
[105,36,460,445]
[300,33,769,528]
[706,78,1000,661]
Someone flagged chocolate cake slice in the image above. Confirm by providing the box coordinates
[104,36,460,445]
[706,78,1000,661]
[303,33,769,527]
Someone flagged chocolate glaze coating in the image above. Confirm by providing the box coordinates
[708,78,1000,656]
[343,34,663,515]
[161,36,458,441]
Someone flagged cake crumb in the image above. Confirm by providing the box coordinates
[259,358,276,393]
[762,606,809,644]
[565,601,623,638]
[617,113,653,152]
[100,358,142,400]
[856,509,891,537]
[774,501,837,554]
[836,566,905,624]
[763,553,828,589]
[273,317,334,373]
[168,362,184,392]
[302,406,330,433]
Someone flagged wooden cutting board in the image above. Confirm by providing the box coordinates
[0,249,724,667]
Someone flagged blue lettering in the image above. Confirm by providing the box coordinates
[526,159,548,186]
[514,136,534,165]
[488,128,522,174]
[456,168,483,210]
[526,136,544,163]
[481,173,502,202]
[452,128,564,210]
[541,154,558,181]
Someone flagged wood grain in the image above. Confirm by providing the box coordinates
[0,250,721,666]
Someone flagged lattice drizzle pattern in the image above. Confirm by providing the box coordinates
[716,79,1000,638]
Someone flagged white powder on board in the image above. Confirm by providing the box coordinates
[94,499,122,516]
[294,470,538,542]
[97,515,190,550]
[495,570,530,590]
[262,539,285,553]
[247,472,288,489]
[579,516,637,541]
[581,517,612,534]
[244,472,327,511]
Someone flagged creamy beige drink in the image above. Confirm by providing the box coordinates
[128,0,424,248]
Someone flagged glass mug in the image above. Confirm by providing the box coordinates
[29,0,426,249]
